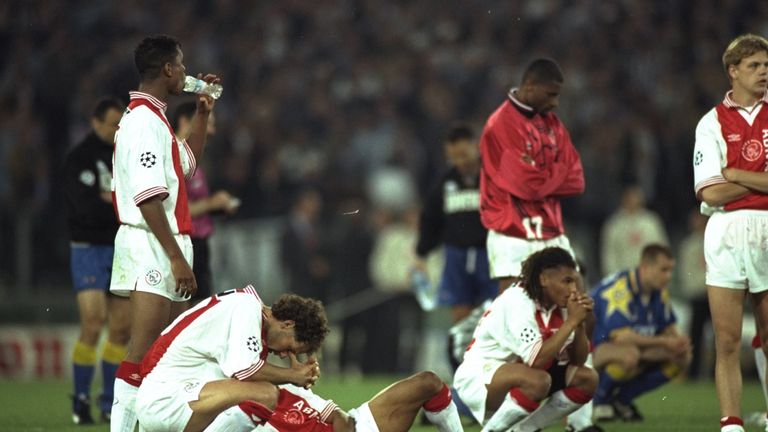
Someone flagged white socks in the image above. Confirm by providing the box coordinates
[111,377,139,432]
[425,401,463,432]
[481,390,536,432]
[514,390,586,432]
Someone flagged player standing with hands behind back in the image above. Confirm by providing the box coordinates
[693,33,768,432]
[109,34,221,432]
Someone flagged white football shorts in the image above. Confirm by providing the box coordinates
[486,231,575,279]
[348,402,379,432]
[136,378,203,432]
[704,209,768,292]
[110,224,193,301]
[452,358,506,423]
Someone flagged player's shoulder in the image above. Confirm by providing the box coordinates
[498,286,534,308]
[592,271,629,294]
[695,106,719,132]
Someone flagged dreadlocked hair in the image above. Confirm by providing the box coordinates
[519,247,576,304]
[271,294,330,354]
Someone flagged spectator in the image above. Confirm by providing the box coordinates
[600,185,669,276]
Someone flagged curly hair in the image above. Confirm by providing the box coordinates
[271,294,329,353]
[519,247,576,304]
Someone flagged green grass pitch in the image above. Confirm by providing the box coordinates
[0,377,764,431]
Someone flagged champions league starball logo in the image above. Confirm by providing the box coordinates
[140,151,157,168]
[520,327,537,344]
[246,336,261,353]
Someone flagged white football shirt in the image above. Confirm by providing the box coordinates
[462,286,574,367]
[141,285,267,383]
[112,91,196,234]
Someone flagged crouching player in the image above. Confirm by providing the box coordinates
[135,287,326,431]
[453,247,597,432]
[590,244,691,423]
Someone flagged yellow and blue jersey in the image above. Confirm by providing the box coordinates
[590,269,676,346]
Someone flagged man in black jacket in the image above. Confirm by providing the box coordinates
[413,125,496,366]
[64,98,129,424]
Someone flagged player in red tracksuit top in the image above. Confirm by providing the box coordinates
[692,34,768,432]
[479,58,585,293]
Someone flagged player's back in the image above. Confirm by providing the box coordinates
[141,288,265,383]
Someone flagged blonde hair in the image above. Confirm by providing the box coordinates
[722,34,768,78]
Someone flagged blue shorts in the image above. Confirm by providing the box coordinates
[70,243,114,293]
[438,245,497,306]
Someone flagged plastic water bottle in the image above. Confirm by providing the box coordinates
[410,269,437,311]
[183,76,223,99]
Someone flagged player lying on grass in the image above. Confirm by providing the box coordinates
[589,244,691,423]
[204,371,463,432]
[135,287,326,431]
[453,247,598,432]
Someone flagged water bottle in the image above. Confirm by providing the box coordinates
[183,76,223,99]
[410,269,437,311]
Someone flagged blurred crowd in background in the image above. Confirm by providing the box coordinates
[1,0,767,371]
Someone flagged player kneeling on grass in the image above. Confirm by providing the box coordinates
[453,247,598,432]
[590,244,691,423]
[135,287,326,432]
[205,371,464,432]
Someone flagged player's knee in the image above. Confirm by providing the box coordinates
[248,382,279,410]
[520,369,551,400]
[572,366,598,394]
[620,346,641,371]
[81,313,107,338]
[412,370,444,396]
[714,329,741,354]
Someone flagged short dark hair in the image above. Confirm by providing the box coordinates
[173,101,197,130]
[519,247,576,304]
[271,294,329,353]
[445,124,474,143]
[521,58,564,85]
[640,244,673,264]
[92,98,125,121]
[134,35,181,82]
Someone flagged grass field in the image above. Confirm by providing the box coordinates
[0,377,765,431]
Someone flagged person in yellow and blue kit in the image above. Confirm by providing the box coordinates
[590,244,691,424]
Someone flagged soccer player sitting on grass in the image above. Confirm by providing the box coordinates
[206,371,464,432]
[453,247,598,432]
[590,244,691,423]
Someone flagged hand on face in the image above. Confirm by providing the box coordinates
[566,290,592,323]
[287,352,321,389]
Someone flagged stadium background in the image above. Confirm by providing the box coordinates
[1,0,768,430]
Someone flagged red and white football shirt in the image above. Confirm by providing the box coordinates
[112,91,196,234]
[462,286,574,368]
[694,91,768,215]
[141,285,267,383]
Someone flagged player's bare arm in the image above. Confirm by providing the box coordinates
[326,409,355,432]
[612,328,685,354]
[531,298,588,369]
[698,182,750,207]
[246,355,319,389]
[138,196,197,297]
[722,167,768,193]
[185,73,220,161]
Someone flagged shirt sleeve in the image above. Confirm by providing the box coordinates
[693,109,727,199]
[178,138,197,180]
[496,294,543,366]
[550,125,585,197]
[218,296,266,379]
[121,112,170,205]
